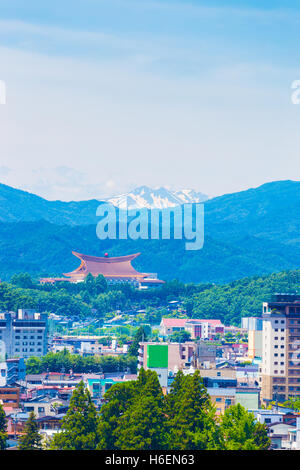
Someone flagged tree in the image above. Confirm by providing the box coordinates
[220,403,270,450]
[18,412,42,450]
[10,273,35,289]
[49,381,99,450]
[95,274,107,294]
[97,380,139,450]
[108,369,168,450]
[169,330,191,343]
[0,402,7,450]
[166,370,222,450]
[128,326,148,357]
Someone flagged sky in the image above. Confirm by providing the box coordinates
[0,0,300,200]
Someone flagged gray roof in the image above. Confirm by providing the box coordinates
[207,387,236,397]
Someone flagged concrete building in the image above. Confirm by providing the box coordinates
[206,387,236,414]
[160,318,224,339]
[241,317,263,359]
[0,386,20,409]
[0,310,48,359]
[260,293,300,404]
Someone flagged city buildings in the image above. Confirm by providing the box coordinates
[0,310,48,359]
[260,293,300,404]
[241,317,263,360]
[160,317,224,339]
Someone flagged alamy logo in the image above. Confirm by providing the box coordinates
[96,202,204,251]
[0,81,6,104]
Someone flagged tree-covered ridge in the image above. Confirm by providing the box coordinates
[188,269,300,325]
[0,180,299,284]
[48,370,270,450]
[1,269,299,326]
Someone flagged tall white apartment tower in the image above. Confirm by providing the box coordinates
[260,294,300,404]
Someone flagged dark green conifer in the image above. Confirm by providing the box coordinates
[18,411,42,450]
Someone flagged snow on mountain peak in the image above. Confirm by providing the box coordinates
[105,186,209,209]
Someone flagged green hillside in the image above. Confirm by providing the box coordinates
[0,180,298,284]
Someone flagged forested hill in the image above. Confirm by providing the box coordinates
[3,269,300,326]
[188,269,300,325]
[0,180,298,283]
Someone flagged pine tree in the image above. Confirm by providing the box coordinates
[97,380,137,450]
[18,412,42,450]
[0,402,7,450]
[49,381,99,450]
[128,327,147,357]
[166,370,222,450]
[113,370,168,450]
[165,369,185,417]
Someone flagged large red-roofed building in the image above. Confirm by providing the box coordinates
[40,251,164,289]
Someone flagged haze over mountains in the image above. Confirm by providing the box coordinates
[0,180,298,284]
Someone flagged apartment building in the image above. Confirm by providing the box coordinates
[260,293,300,404]
[0,309,48,359]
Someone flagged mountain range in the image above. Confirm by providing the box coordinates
[105,186,209,209]
[0,180,298,284]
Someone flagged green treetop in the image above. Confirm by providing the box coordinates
[18,411,43,450]
[49,381,99,450]
[220,403,270,450]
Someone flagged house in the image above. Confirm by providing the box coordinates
[0,386,20,409]
[206,387,236,414]
[22,396,68,417]
[267,422,296,450]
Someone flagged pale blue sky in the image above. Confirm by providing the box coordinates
[0,0,299,200]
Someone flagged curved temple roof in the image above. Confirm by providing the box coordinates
[63,251,148,279]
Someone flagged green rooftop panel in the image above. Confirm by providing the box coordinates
[147,344,168,368]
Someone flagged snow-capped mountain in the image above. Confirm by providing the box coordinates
[105,186,209,209]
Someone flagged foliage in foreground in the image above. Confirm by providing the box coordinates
[47,370,270,451]
[0,403,7,450]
